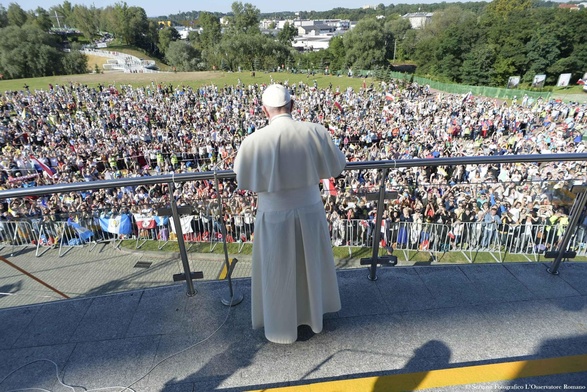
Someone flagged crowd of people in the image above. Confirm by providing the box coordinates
[0,77,586,252]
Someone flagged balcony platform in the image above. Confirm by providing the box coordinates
[0,246,586,391]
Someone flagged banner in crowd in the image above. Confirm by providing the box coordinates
[8,173,39,183]
[133,214,169,229]
[99,214,133,235]
[170,216,194,234]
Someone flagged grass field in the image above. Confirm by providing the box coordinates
[0,69,369,93]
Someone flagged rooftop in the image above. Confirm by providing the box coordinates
[0,245,586,391]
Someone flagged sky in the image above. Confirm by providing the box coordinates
[6,0,500,18]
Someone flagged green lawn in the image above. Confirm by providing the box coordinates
[119,239,586,266]
[0,69,370,93]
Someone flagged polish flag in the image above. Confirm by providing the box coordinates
[321,178,337,196]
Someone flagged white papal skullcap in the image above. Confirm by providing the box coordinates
[262,84,291,108]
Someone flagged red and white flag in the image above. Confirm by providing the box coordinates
[29,155,56,178]
[322,178,337,196]
[134,214,156,230]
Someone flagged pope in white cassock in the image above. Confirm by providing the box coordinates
[234,84,347,344]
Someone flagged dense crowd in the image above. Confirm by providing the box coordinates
[0,78,586,250]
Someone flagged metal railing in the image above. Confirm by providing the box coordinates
[0,153,586,294]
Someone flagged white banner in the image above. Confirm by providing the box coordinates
[557,73,572,87]
[170,216,194,234]
[507,76,520,89]
[532,74,546,88]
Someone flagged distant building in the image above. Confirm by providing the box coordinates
[297,23,336,36]
[322,19,350,30]
[258,18,350,52]
[558,3,580,10]
[175,26,198,40]
[403,12,433,29]
[292,36,332,52]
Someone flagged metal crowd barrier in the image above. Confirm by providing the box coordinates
[0,221,37,256]
[3,212,583,264]
[327,219,585,263]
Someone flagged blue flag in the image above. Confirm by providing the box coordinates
[67,218,94,242]
[99,214,133,235]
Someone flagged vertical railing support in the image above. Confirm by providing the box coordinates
[168,181,196,296]
[368,168,389,281]
[214,170,244,306]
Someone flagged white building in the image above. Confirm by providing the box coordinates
[403,12,433,29]
[297,23,335,36]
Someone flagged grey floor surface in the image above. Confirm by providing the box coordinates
[0,245,586,391]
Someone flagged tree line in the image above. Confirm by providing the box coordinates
[0,0,586,87]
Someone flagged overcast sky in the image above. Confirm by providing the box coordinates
[9,0,498,17]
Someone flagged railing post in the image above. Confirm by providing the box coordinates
[213,170,244,306]
[548,188,587,275]
[368,168,389,281]
[168,181,196,296]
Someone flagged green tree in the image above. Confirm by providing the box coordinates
[7,3,28,27]
[50,1,75,28]
[145,20,160,55]
[384,16,412,61]
[62,50,88,74]
[343,18,388,69]
[547,43,587,84]
[27,7,53,31]
[71,5,101,40]
[277,21,297,45]
[165,40,202,71]
[198,12,221,51]
[0,25,62,78]
[325,35,346,72]
[111,3,148,46]
[226,2,260,35]
[486,0,536,19]
[187,30,201,46]
[0,5,8,28]
[158,26,180,55]
[460,44,496,86]
[484,10,534,85]
[523,26,560,82]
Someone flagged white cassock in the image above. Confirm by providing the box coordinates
[234,113,346,344]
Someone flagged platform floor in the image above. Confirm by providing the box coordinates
[0,246,586,391]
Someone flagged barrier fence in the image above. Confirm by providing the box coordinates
[1,210,586,264]
[328,219,586,263]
